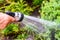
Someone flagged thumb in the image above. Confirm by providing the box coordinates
[7,15,16,22]
[10,17,16,22]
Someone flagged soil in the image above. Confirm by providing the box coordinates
[30,6,40,17]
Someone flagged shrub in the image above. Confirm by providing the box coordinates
[41,0,60,23]
[1,23,19,35]
[5,0,33,15]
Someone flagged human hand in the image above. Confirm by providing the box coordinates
[0,13,15,30]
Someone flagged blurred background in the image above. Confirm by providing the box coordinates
[0,0,60,40]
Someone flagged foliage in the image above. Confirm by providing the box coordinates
[1,23,19,35]
[0,0,4,4]
[6,0,20,3]
[16,32,28,39]
[33,0,43,6]
[55,30,60,40]
[40,0,60,40]
[5,0,33,15]
[41,0,60,23]
[32,0,51,6]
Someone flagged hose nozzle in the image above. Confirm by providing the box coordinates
[6,11,24,22]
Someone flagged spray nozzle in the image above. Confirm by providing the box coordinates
[6,11,24,22]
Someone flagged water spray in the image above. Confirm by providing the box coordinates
[6,11,60,33]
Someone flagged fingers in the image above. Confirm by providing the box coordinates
[0,17,15,30]
[10,16,16,22]
[0,20,9,30]
[0,13,16,30]
[0,19,5,24]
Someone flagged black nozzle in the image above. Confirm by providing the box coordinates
[6,11,15,17]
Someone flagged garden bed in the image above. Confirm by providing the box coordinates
[0,0,60,40]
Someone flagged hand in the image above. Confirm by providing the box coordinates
[0,13,15,30]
